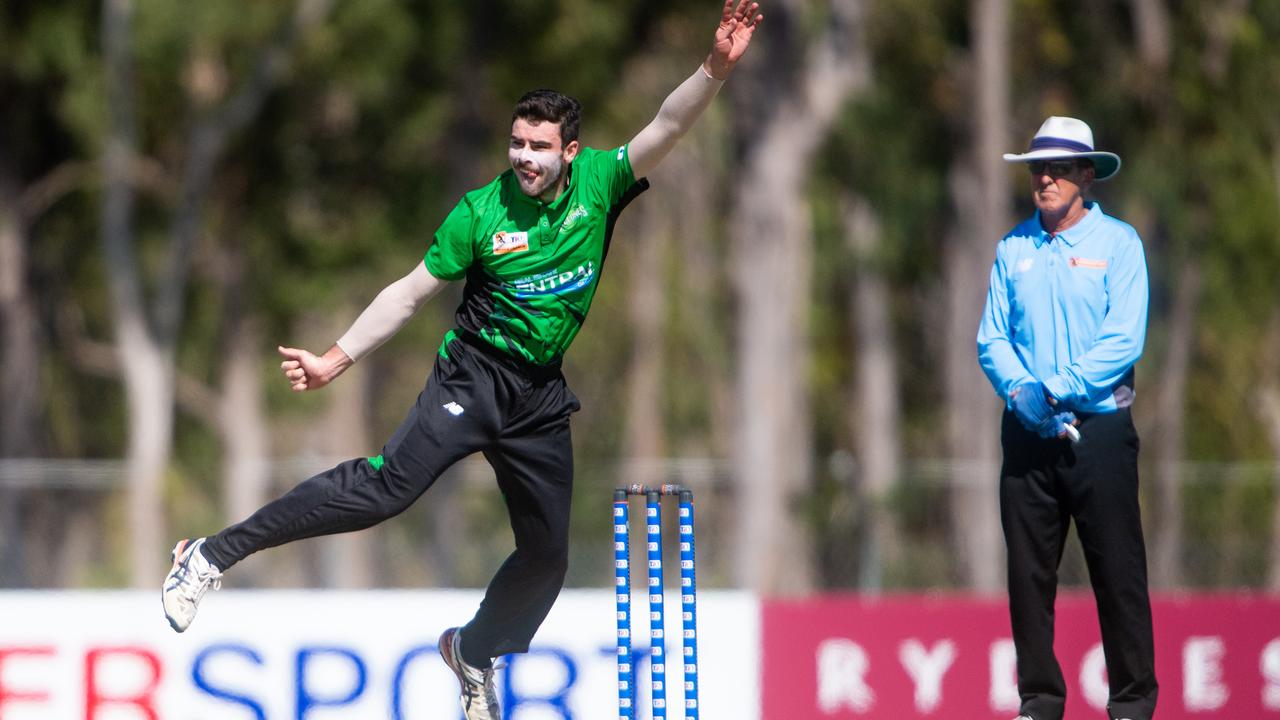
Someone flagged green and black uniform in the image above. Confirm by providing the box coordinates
[203,146,646,662]
[428,144,643,366]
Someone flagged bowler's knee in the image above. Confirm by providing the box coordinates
[368,463,427,518]
[524,539,569,578]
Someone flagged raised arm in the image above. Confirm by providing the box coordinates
[628,0,763,178]
[279,261,443,391]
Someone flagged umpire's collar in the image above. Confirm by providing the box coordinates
[1034,201,1103,247]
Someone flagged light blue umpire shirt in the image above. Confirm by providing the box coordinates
[977,201,1149,414]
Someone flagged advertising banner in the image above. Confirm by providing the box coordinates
[7,589,1278,719]
[761,593,1280,719]
[0,590,759,720]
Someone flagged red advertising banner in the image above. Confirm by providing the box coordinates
[762,593,1280,719]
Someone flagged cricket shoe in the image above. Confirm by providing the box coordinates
[439,627,502,720]
[162,538,221,632]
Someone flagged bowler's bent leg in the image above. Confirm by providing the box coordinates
[202,352,493,571]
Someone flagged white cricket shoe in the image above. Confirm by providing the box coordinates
[439,627,501,720]
[161,538,221,632]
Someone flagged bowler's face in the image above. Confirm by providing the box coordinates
[1030,160,1094,217]
[509,118,579,201]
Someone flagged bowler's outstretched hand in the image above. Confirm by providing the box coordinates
[278,344,352,392]
[705,0,764,80]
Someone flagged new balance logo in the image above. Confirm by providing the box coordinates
[443,402,465,416]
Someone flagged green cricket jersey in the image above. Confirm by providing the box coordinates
[424,145,646,366]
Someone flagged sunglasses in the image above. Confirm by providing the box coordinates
[1027,159,1084,176]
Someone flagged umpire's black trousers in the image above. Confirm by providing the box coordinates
[1000,408,1158,720]
[202,333,579,661]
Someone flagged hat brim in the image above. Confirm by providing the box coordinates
[1003,148,1121,181]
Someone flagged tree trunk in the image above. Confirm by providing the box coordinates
[731,150,813,594]
[843,197,901,591]
[669,134,732,461]
[1129,0,1171,73]
[622,198,668,487]
[1261,312,1280,591]
[942,0,1009,592]
[1201,0,1249,85]
[1149,261,1200,588]
[100,0,337,586]
[729,0,868,594]
[443,0,500,197]
[1125,0,1184,587]
[1268,147,1280,591]
[629,55,727,463]
[310,313,378,589]
[218,316,270,581]
[120,342,176,586]
[185,171,275,585]
[159,0,337,347]
[0,167,40,458]
[102,0,171,587]
[0,158,43,587]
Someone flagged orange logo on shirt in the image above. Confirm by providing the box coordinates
[493,231,530,255]
[1068,257,1107,269]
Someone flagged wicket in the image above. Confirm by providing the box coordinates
[614,484,699,720]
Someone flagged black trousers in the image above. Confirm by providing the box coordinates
[202,334,580,660]
[1000,408,1158,720]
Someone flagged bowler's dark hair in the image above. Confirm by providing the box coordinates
[513,89,582,145]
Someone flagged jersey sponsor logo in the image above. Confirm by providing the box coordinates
[511,262,597,297]
[561,205,589,230]
[616,146,626,161]
[442,401,465,416]
[1068,257,1107,269]
[1015,258,1034,273]
[492,231,530,255]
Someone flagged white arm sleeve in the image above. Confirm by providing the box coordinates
[627,65,724,178]
[335,261,443,362]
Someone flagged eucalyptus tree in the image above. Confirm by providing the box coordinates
[99,0,337,585]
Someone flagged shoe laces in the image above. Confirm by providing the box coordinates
[170,549,222,597]
[480,666,499,707]
[462,659,504,708]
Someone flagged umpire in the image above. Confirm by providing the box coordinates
[977,116,1158,720]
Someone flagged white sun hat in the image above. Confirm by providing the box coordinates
[1003,116,1122,181]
